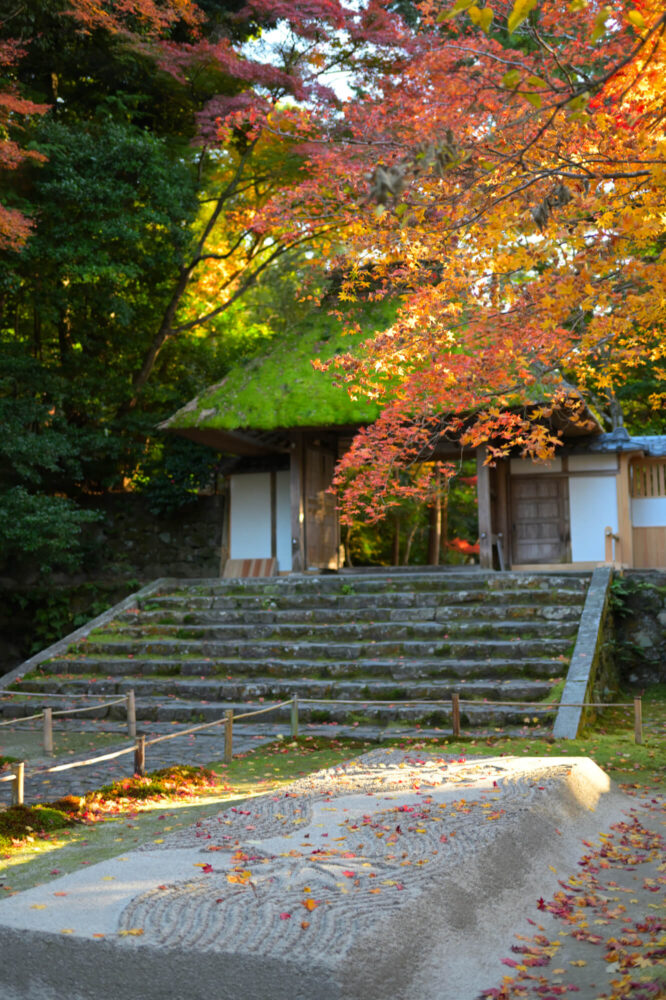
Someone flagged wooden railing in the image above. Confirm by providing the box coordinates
[630,458,666,498]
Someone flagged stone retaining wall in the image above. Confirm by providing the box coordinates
[80,493,224,581]
[612,570,666,687]
[0,493,224,669]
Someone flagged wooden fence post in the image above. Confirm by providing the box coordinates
[604,527,614,564]
[134,735,146,776]
[634,697,643,745]
[451,693,461,739]
[43,707,53,755]
[11,762,24,807]
[127,689,136,739]
[291,696,299,738]
[224,709,233,764]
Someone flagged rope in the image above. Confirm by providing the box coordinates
[234,700,293,721]
[51,697,127,717]
[145,718,228,746]
[299,697,552,709]
[458,700,634,708]
[0,696,127,727]
[299,697,635,710]
[144,699,294,745]
[34,744,135,775]
[0,690,110,700]
[0,712,44,726]
[0,693,641,791]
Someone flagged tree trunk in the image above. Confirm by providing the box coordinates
[392,516,400,566]
[440,491,449,564]
[403,522,418,565]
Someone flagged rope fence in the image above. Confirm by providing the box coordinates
[0,689,112,699]
[0,692,644,808]
[0,691,137,755]
[0,697,294,805]
[0,711,45,727]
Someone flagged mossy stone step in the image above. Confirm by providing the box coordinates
[97,695,557,727]
[33,654,566,681]
[67,636,573,661]
[142,587,586,612]
[93,618,578,643]
[159,570,588,596]
[15,674,555,704]
[128,603,583,626]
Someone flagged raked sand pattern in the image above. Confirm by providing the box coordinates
[125,752,577,960]
[0,750,639,1000]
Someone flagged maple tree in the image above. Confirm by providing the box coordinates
[262,0,666,522]
[119,0,414,411]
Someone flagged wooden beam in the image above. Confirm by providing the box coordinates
[476,447,494,569]
[428,466,441,565]
[270,470,277,560]
[616,452,633,567]
[494,459,510,568]
[168,426,282,456]
[219,478,230,576]
[290,434,305,572]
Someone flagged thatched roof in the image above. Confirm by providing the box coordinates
[159,301,394,454]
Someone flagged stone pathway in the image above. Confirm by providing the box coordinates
[1,719,277,805]
[1,716,456,805]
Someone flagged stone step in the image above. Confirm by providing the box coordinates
[8,571,589,734]
[65,636,573,661]
[141,586,587,612]
[13,674,555,704]
[34,655,565,680]
[157,570,589,596]
[127,603,583,626]
[112,696,558,727]
[94,618,578,642]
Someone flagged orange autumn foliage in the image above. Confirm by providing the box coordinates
[266,0,666,522]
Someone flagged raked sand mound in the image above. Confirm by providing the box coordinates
[0,751,645,1000]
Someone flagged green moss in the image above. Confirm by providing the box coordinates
[309,709,333,722]
[541,677,566,704]
[85,630,129,643]
[92,765,217,802]
[0,804,75,851]
[162,299,398,433]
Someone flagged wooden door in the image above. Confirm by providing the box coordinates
[304,447,339,570]
[511,477,570,564]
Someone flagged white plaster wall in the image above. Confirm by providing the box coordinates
[568,454,618,472]
[632,497,666,528]
[569,477,618,561]
[276,470,292,571]
[229,473,271,559]
[510,457,562,475]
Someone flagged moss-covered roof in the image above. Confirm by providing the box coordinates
[161,297,602,442]
[161,301,396,434]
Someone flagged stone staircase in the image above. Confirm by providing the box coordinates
[7,569,591,733]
